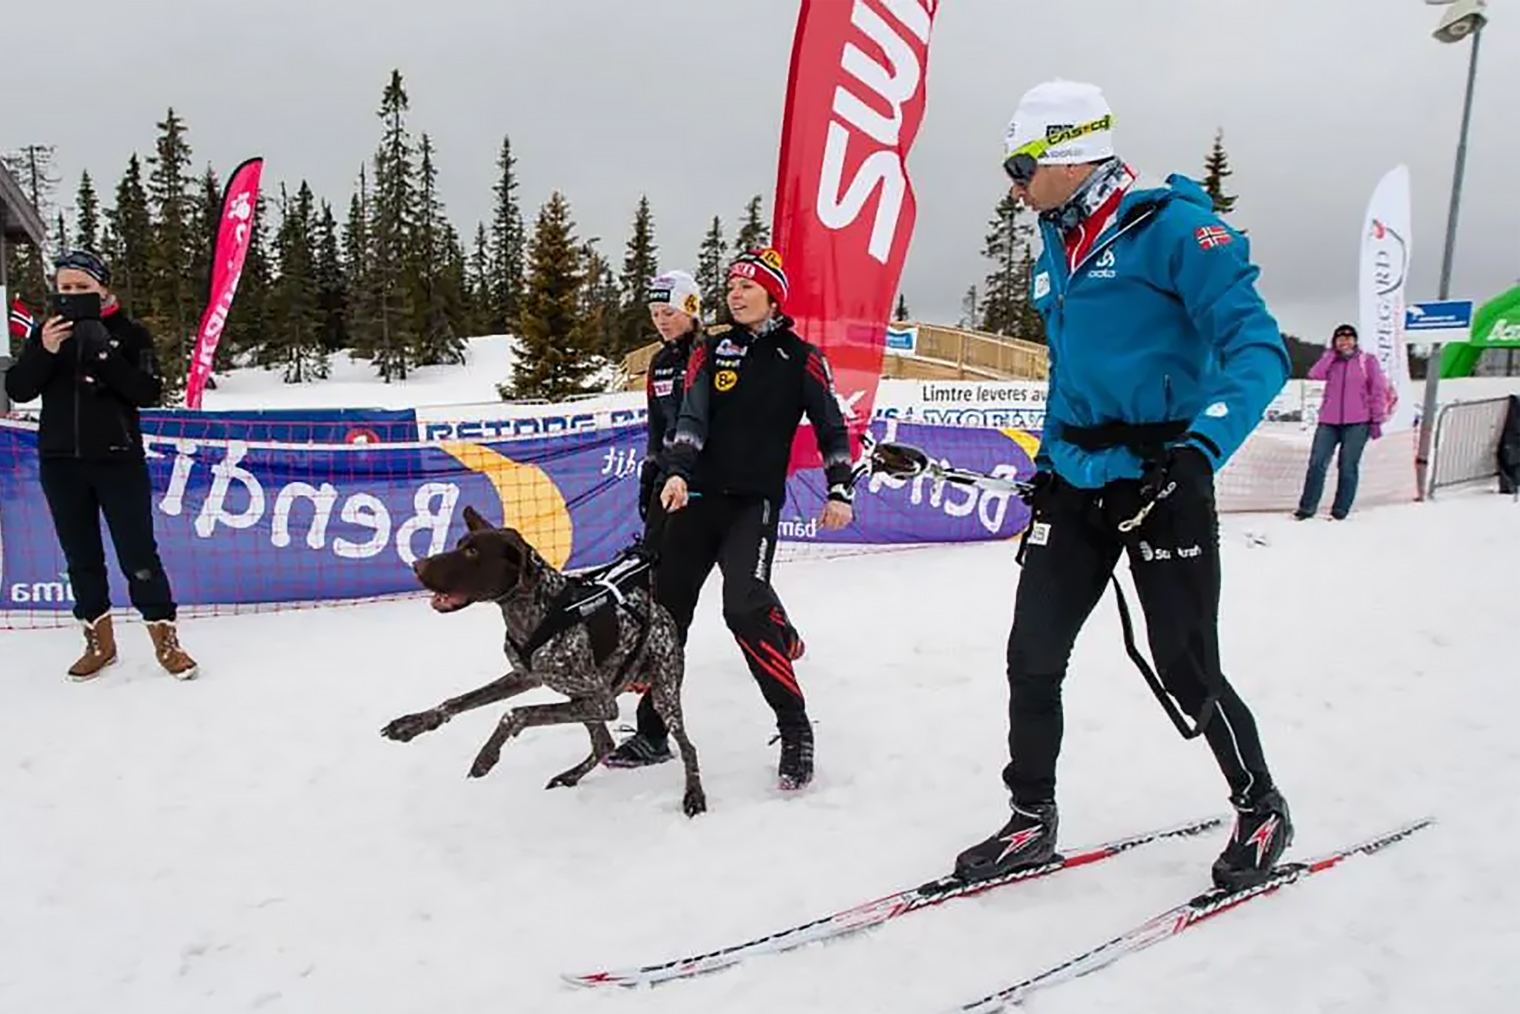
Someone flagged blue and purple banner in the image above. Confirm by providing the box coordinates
[0,419,1037,612]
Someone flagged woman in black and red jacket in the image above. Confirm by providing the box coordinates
[644,247,854,791]
[4,250,198,682]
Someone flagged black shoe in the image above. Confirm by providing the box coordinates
[1212,788,1294,890]
[602,731,672,769]
[1292,509,1313,520]
[776,723,814,790]
[953,801,1058,883]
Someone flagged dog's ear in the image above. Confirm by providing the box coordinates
[501,529,542,587]
[462,505,492,533]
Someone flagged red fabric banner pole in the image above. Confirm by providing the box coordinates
[185,156,264,410]
[772,0,939,471]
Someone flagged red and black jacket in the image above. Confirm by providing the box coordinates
[665,315,854,505]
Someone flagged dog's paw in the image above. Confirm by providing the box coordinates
[683,786,708,818]
[381,710,445,742]
[468,747,502,779]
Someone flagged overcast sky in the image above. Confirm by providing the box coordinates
[3,0,1516,340]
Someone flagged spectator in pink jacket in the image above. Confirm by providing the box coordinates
[1294,323,1390,520]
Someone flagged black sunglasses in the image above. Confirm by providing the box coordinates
[1003,152,1039,187]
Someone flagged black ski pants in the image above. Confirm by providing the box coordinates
[1003,473,1275,808]
[636,491,805,740]
[38,455,177,623]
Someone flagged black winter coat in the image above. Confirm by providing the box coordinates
[3,305,164,459]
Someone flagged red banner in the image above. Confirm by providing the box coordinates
[773,0,938,471]
[185,156,263,410]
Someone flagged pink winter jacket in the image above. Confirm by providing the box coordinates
[1310,349,1388,426]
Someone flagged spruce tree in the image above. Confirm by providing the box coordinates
[407,133,465,366]
[469,222,491,332]
[504,191,598,401]
[488,134,526,334]
[616,195,658,355]
[735,194,769,251]
[314,200,348,352]
[438,222,473,347]
[893,293,910,321]
[145,108,197,396]
[104,154,153,317]
[695,215,728,323]
[75,170,101,251]
[343,166,377,356]
[368,69,417,381]
[1202,129,1238,217]
[268,182,327,382]
[580,238,622,360]
[3,144,60,304]
[4,145,61,217]
[226,191,272,368]
[958,285,978,329]
[978,193,1040,340]
[187,165,220,339]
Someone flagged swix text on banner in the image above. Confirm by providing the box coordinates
[771,0,939,473]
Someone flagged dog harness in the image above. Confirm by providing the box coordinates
[507,544,658,690]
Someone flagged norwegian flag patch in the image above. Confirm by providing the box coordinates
[8,297,36,339]
[1195,225,1233,250]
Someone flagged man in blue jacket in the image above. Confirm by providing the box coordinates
[951,80,1294,891]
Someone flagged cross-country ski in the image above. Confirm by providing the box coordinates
[563,814,1225,988]
[949,817,1436,1013]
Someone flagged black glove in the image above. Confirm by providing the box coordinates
[637,460,659,521]
[1020,469,1057,511]
[1138,444,1213,505]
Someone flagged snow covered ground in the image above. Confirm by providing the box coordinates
[198,336,523,412]
[2,488,1516,1014]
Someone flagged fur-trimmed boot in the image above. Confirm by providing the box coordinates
[68,614,118,681]
[147,620,199,680]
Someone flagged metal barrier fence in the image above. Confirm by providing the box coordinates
[1427,396,1514,498]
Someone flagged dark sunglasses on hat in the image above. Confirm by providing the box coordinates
[1333,325,1358,339]
[53,249,111,286]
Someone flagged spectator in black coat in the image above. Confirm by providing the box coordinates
[4,250,198,681]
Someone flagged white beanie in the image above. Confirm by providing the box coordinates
[1003,80,1115,165]
[646,268,702,318]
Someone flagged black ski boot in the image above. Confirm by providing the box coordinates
[1212,788,1294,890]
[953,801,1059,883]
[776,722,814,790]
[603,731,673,769]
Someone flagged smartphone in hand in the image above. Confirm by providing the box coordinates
[47,291,102,322]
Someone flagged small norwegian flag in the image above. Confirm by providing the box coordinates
[1195,225,1233,250]
[7,297,35,340]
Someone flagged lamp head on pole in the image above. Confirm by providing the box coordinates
[1430,0,1488,44]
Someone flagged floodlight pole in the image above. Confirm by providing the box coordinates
[1414,23,1482,499]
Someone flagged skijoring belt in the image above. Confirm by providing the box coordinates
[1060,419,1190,462]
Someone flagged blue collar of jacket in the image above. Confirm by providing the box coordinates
[1037,172,1217,278]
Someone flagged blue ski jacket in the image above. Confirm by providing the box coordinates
[1031,173,1290,488]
